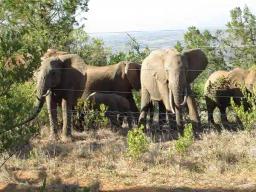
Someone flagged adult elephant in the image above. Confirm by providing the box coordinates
[16,52,87,142]
[139,48,208,135]
[83,61,141,123]
[204,67,256,128]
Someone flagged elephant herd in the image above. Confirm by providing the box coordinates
[18,48,256,142]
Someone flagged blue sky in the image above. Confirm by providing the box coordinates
[82,0,256,33]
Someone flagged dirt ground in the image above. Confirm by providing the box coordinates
[1,127,256,192]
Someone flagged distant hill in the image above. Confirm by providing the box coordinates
[89,30,186,52]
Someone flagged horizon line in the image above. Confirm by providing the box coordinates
[87,26,227,34]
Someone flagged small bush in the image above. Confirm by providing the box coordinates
[127,126,150,159]
[74,99,109,130]
[175,123,194,153]
[231,88,256,132]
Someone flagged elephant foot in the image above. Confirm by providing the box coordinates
[61,134,73,143]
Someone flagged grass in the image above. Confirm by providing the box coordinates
[1,126,256,191]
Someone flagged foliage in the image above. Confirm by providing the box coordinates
[177,6,256,109]
[127,125,150,159]
[231,88,256,132]
[224,6,256,68]
[0,0,89,153]
[0,82,44,153]
[0,0,89,51]
[69,29,109,66]
[74,99,109,131]
[175,123,194,153]
[109,34,150,64]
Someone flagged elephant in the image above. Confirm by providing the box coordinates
[204,67,256,128]
[85,92,133,129]
[139,48,208,135]
[83,61,141,124]
[17,50,87,142]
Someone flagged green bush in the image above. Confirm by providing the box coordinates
[74,99,109,130]
[231,89,256,132]
[175,123,194,153]
[127,126,150,159]
[0,82,48,152]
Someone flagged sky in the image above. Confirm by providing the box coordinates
[82,0,256,33]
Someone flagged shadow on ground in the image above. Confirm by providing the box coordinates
[1,183,256,192]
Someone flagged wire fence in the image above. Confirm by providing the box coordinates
[2,41,256,170]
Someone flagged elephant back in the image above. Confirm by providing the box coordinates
[204,70,229,96]
[227,67,248,88]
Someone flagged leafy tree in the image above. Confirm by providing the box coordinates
[69,29,109,66]
[109,34,150,64]
[0,0,89,153]
[223,6,256,68]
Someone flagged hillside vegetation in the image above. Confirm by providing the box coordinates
[0,1,256,191]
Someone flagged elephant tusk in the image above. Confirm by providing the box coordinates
[42,89,51,97]
[169,90,175,114]
[180,87,188,106]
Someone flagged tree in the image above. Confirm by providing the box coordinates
[0,0,89,152]
[224,6,256,68]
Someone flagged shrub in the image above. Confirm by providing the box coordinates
[0,82,47,152]
[74,99,109,130]
[175,123,194,153]
[231,88,256,132]
[127,125,150,159]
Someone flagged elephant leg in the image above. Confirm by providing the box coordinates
[148,101,154,127]
[46,95,58,140]
[187,95,201,133]
[126,111,133,129]
[106,111,120,130]
[117,112,124,127]
[205,96,217,129]
[155,80,177,131]
[139,87,151,129]
[127,94,139,124]
[220,106,228,128]
[158,100,166,128]
[61,98,72,142]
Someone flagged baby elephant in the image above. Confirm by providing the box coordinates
[86,92,133,129]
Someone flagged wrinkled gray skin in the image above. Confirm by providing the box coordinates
[86,92,133,129]
[139,48,208,135]
[84,61,141,123]
[204,67,256,128]
[19,54,87,142]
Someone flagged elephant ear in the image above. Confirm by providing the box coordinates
[124,61,141,90]
[182,48,208,84]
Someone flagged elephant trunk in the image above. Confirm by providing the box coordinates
[169,73,187,130]
[13,97,45,128]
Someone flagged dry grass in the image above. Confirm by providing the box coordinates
[1,126,256,191]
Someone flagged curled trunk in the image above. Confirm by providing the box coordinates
[13,98,45,127]
[13,74,48,128]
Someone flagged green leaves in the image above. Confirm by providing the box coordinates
[127,126,150,159]
[225,6,256,68]
[175,123,194,154]
[0,0,89,153]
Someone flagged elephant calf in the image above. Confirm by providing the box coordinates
[204,67,256,128]
[86,92,133,129]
